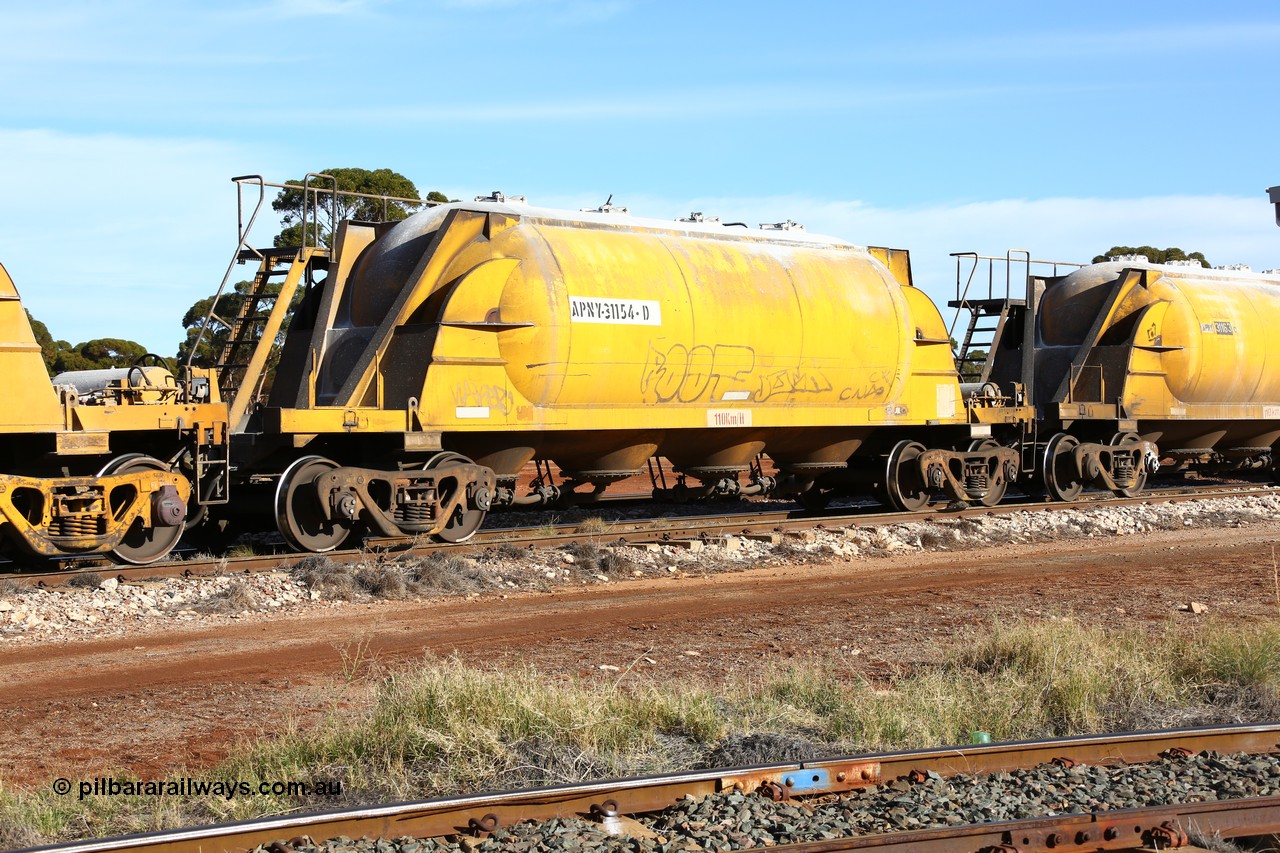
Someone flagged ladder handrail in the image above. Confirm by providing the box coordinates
[946,249,1084,375]
[1007,249,1031,311]
[266,177,430,209]
[257,173,438,249]
[946,252,981,341]
[301,172,338,250]
[184,175,269,388]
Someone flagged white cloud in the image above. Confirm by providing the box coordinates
[958,20,1280,62]
[437,0,540,7]
[776,19,1280,69]
[436,0,629,22]
[0,128,281,351]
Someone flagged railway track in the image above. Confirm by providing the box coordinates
[28,724,1280,853]
[5,481,1276,588]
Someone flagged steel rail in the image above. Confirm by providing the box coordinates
[4,482,1276,586]
[23,723,1280,853]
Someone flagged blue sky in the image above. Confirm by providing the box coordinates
[3,0,1279,352]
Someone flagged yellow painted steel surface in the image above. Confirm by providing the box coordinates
[1043,262,1280,420]
[1150,273,1280,405]
[0,262,64,430]
[304,205,964,434]
[0,469,189,557]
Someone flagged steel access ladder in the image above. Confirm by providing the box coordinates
[211,247,327,429]
[951,298,1021,383]
[187,175,342,432]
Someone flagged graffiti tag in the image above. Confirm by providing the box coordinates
[640,343,757,404]
[452,380,514,415]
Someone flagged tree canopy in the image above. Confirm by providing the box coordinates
[1092,246,1210,267]
[58,339,149,373]
[272,167,425,248]
[26,309,150,376]
[27,310,57,371]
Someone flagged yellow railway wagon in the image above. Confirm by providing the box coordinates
[242,201,1014,550]
[0,263,227,563]
[987,259,1280,500]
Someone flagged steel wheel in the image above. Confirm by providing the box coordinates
[1042,433,1084,501]
[98,454,185,565]
[883,440,930,511]
[967,439,1008,507]
[274,456,351,553]
[1109,432,1148,498]
[426,451,487,543]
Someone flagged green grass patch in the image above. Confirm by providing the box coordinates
[6,616,1280,846]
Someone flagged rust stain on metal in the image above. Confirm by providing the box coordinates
[723,760,880,800]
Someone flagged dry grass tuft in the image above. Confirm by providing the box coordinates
[291,552,508,601]
[191,580,261,614]
[0,815,44,850]
[292,556,356,600]
[0,577,28,598]
[702,732,831,768]
[355,564,410,599]
[565,541,635,577]
[396,552,503,595]
[575,517,611,535]
[65,571,103,589]
[495,541,527,560]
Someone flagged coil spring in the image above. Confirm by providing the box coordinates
[1113,454,1136,485]
[394,502,433,525]
[53,516,105,537]
[965,470,987,493]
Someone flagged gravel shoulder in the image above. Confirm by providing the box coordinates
[3,495,1279,789]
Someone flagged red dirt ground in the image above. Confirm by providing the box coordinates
[2,522,1276,788]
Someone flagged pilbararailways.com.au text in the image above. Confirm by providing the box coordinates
[54,777,343,801]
